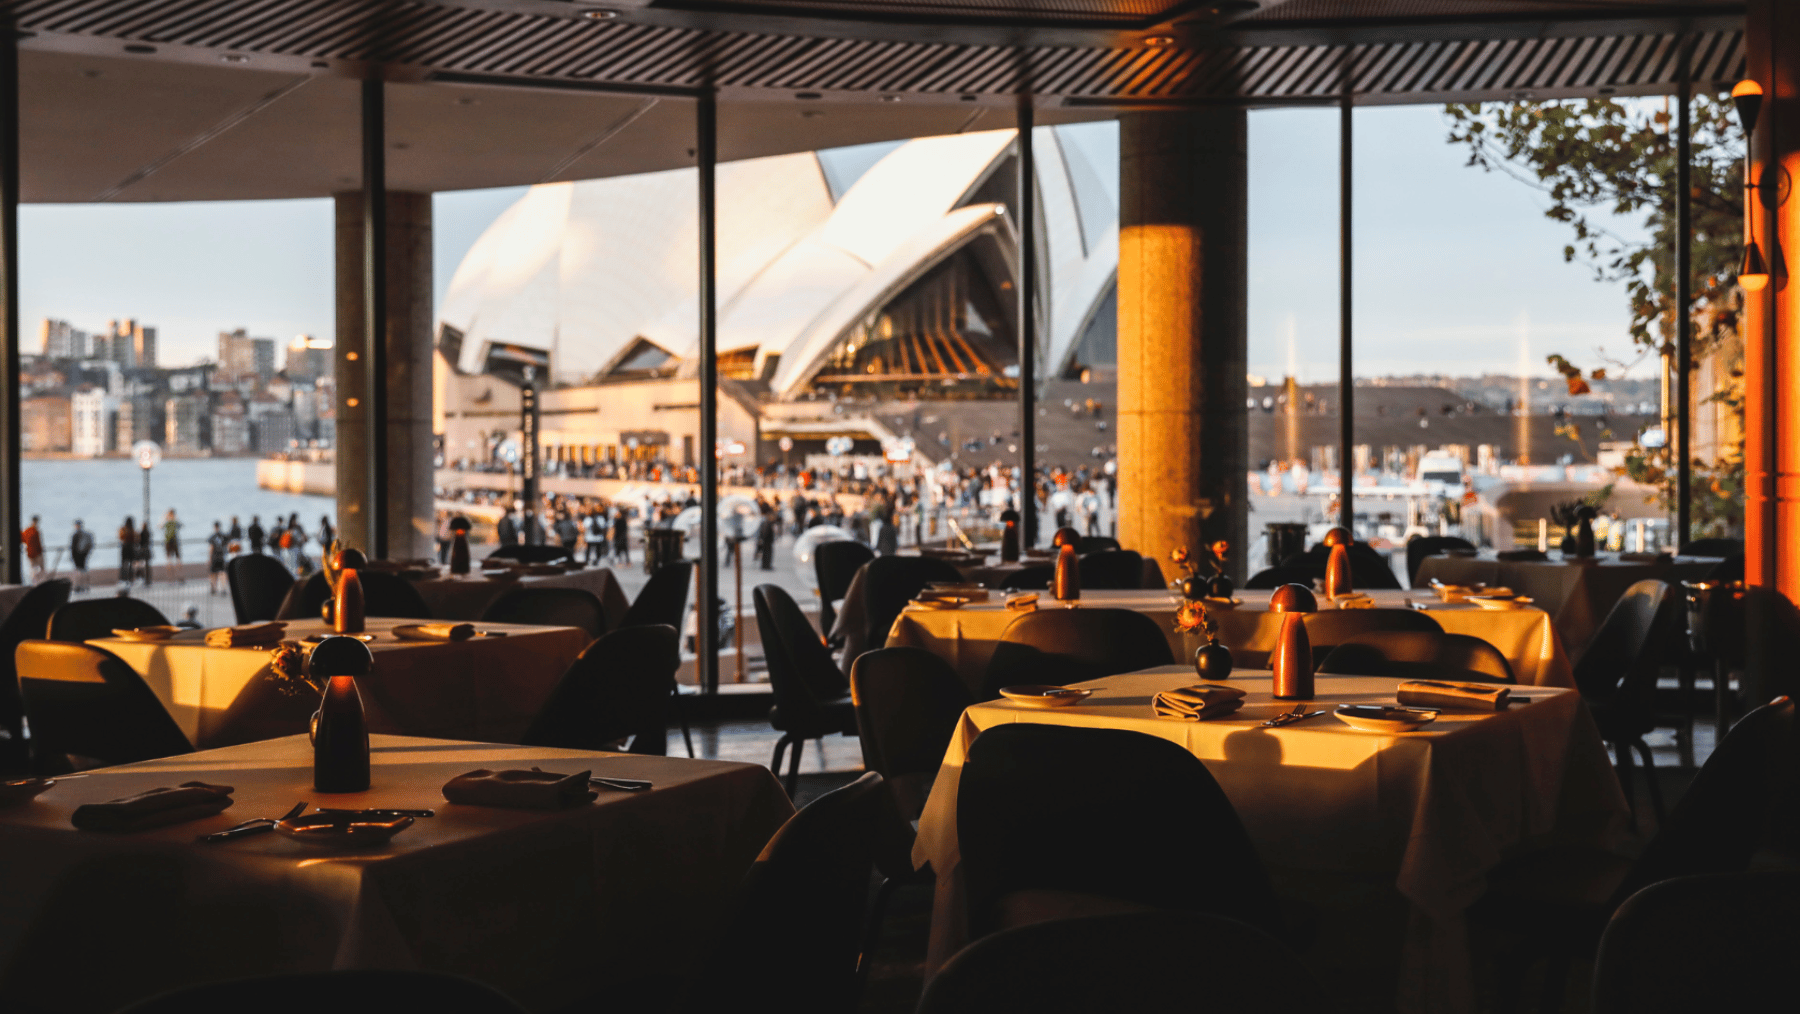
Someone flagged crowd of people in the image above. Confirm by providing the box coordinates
[18,510,337,594]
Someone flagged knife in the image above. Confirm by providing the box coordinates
[1263,709,1329,728]
[589,776,652,792]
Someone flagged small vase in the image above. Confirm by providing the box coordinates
[1179,574,1207,601]
[1207,573,1234,600]
[1194,638,1233,680]
[449,532,471,575]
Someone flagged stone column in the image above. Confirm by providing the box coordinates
[1116,109,1249,581]
[334,191,435,560]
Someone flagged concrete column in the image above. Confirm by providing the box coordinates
[1116,109,1249,581]
[334,191,435,560]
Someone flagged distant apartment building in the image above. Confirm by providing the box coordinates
[165,392,208,455]
[219,328,276,382]
[104,319,157,370]
[253,410,297,454]
[40,318,91,359]
[71,386,116,457]
[210,392,248,455]
[22,395,72,453]
[285,335,333,380]
[115,396,157,450]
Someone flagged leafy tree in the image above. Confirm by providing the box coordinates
[1444,95,1745,537]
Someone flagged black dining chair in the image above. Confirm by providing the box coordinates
[957,724,1286,943]
[849,646,973,819]
[280,571,433,620]
[1592,871,1800,1014]
[1405,535,1476,586]
[754,584,858,795]
[859,556,965,653]
[1496,548,1548,562]
[1244,565,1319,590]
[675,771,887,1014]
[1301,608,1443,668]
[486,543,574,565]
[997,564,1055,590]
[15,640,192,773]
[480,586,607,642]
[1074,535,1121,554]
[0,579,71,769]
[1573,579,1678,822]
[46,597,170,643]
[1680,537,1743,559]
[227,553,295,624]
[1318,630,1514,684]
[916,911,1321,1014]
[620,561,692,629]
[981,608,1175,700]
[1076,549,1143,590]
[1281,540,1403,589]
[813,540,874,640]
[119,970,526,1014]
[519,624,680,755]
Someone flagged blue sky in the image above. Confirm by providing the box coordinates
[18,104,1646,382]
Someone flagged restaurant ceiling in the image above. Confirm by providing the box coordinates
[9,0,1745,201]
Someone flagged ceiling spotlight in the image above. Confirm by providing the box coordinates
[220,53,251,64]
[1143,35,1175,47]
[580,7,619,19]
[881,94,902,103]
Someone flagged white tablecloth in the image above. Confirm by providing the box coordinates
[88,618,590,749]
[410,567,631,627]
[0,734,792,1013]
[888,588,1574,692]
[912,667,1627,1014]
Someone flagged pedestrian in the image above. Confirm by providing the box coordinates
[248,515,265,555]
[69,520,93,592]
[163,509,183,576]
[20,515,43,582]
[584,508,608,566]
[554,511,579,559]
[612,509,630,563]
[227,516,243,553]
[496,505,520,547]
[318,515,335,551]
[118,516,137,585]
[207,521,230,596]
[139,521,155,585]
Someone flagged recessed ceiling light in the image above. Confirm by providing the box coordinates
[1143,35,1174,47]
[881,94,901,103]
[580,7,619,19]
[123,44,156,55]
[311,60,329,69]
[220,53,251,64]
[960,94,978,102]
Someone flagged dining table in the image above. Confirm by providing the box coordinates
[886,588,1575,694]
[911,666,1628,1014]
[0,733,793,1013]
[1413,554,1724,659]
[408,565,631,627]
[88,618,591,749]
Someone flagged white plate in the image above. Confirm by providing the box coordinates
[275,813,415,849]
[1333,704,1437,733]
[110,626,182,641]
[999,685,1093,708]
[1470,595,1534,611]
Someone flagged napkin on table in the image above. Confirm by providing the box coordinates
[442,768,597,809]
[399,623,475,642]
[1005,593,1039,613]
[1151,684,1248,721]
[1332,593,1375,609]
[1397,679,1510,711]
[205,622,286,648]
[71,782,234,832]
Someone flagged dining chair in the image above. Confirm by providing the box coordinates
[849,646,974,819]
[119,970,526,1014]
[486,543,574,565]
[280,571,433,620]
[0,579,71,769]
[1572,578,1678,823]
[479,586,607,642]
[957,723,1286,943]
[1074,534,1121,553]
[1681,537,1743,559]
[620,560,692,629]
[1316,630,1513,683]
[15,640,192,773]
[916,911,1320,1014]
[519,624,680,755]
[1592,871,1800,1014]
[1244,565,1319,590]
[1076,549,1143,590]
[997,563,1055,590]
[226,553,295,623]
[46,597,170,643]
[859,556,966,655]
[1404,535,1476,585]
[753,584,858,795]
[813,540,874,639]
[675,771,887,1014]
[1468,695,1796,1014]
[1282,541,1404,589]
[1301,609,1444,667]
[1496,548,1548,562]
[981,608,1175,700]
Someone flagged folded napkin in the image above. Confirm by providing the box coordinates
[400,623,475,642]
[1332,593,1375,609]
[72,782,234,833]
[1397,679,1510,711]
[1151,684,1248,721]
[1005,593,1039,613]
[205,622,286,648]
[441,768,597,809]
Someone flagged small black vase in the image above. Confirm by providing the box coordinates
[1179,574,1207,601]
[1207,573,1235,600]
[1194,638,1234,681]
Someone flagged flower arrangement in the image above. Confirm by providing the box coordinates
[267,640,323,696]
[1173,599,1217,639]
[1172,542,1234,601]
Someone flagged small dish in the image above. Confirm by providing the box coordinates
[0,777,54,807]
[1333,704,1437,733]
[1470,594,1533,611]
[999,685,1093,708]
[908,597,967,610]
[111,625,182,641]
[274,812,415,849]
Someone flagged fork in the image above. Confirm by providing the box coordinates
[1262,704,1305,728]
[200,800,307,842]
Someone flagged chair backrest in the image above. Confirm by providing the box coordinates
[1572,579,1673,702]
[1593,871,1800,1014]
[813,540,874,635]
[486,544,573,564]
[46,597,170,643]
[1074,535,1121,554]
[1280,542,1403,589]
[982,608,1175,699]
[519,624,679,751]
[1317,630,1512,683]
[957,724,1283,941]
[849,646,974,817]
[119,970,526,1014]
[677,771,886,1014]
[621,561,692,629]
[861,556,966,649]
[0,579,72,732]
[15,640,191,771]
[753,583,848,713]
[480,587,607,642]
[1244,565,1319,590]
[998,564,1055,590]
[1496,548,1547,562]
[227,553,295,624]
[1301,609,1443,667]
[1682,537,1744,558]
[1405,535,1476,585]
[1076,549,1143,590]
[917,911,1319,1014]
[279,570,432,620]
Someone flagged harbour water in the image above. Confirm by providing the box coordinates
[22,457,335,552]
